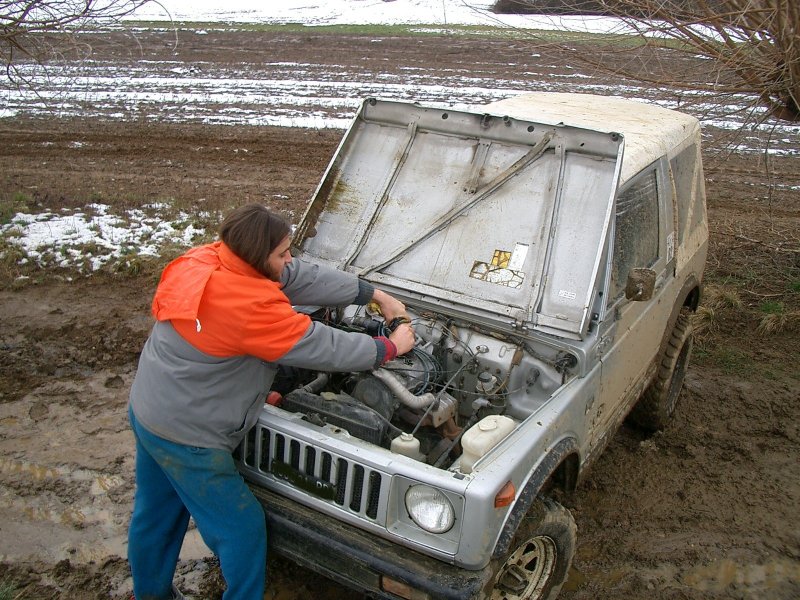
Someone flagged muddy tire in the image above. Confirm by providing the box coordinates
[485,497,577,600]
[629,310,693,432]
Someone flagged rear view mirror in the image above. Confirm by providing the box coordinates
[625,268,656,301]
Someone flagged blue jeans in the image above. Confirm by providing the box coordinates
[128,407,266,600]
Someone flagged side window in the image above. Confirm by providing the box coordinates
[688,174,706,233]
[670,144,697,245]
[609,170,659,301]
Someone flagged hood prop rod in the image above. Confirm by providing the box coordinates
[361,130,555,276]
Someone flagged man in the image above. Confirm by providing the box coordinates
[128,204,415,599]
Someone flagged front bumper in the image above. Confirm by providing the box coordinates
[250,484,492,600]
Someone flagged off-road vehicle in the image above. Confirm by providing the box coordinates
[235,92,708,599]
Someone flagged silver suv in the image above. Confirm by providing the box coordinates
[235,93,708,600]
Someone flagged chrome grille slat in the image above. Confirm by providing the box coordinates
[239,425,386,522]
[366,471,382,519]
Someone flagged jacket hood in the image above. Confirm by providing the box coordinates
[151,241,265,322]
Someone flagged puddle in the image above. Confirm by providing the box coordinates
[0,456,212,565]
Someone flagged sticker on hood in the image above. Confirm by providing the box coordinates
[469,243,529,288]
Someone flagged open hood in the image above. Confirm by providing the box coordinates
[293,98,624,339]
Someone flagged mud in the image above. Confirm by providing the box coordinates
[1,28,798,600]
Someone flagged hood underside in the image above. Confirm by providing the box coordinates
[294,98,624,339]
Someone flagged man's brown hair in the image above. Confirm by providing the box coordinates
[220,204,291,277]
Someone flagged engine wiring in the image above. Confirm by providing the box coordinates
[285,304,557,464]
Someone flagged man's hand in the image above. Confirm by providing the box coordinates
[388,323,415,356]
[371,289,408,323]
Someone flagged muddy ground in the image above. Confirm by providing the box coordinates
[1,29,799,599]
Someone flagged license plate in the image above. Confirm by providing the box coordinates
[271,459,337,501]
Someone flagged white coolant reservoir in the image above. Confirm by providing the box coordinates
[460,415,516,474]
[391,433,425,461]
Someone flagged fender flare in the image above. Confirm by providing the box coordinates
[492,436,580,559]
[656,273,701,359]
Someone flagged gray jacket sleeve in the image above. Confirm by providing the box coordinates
[278,258,388,370]
[276,321,381,371]
[280,258,374,307]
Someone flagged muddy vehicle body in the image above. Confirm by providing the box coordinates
[235,92,708,599]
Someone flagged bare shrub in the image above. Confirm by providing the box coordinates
[1,0,153,81]
[497,0,799,123]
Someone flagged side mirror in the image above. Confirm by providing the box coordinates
[625,268,656,301]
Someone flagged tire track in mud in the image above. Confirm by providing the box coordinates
[0,374,214,600]
[0,372,135,564]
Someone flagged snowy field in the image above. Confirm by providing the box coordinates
[126,0,626,32]
[3,0,797,145]
[2,0,644,126]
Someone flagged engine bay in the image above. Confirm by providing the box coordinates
[269,304,575,470]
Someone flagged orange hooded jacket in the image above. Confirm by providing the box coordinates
[151,241,311,362]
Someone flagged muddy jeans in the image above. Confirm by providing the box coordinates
[128,407,267,600]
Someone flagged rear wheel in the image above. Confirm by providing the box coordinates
[487,497,576,600]
[629,310,693,431]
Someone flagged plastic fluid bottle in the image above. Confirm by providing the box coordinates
[391,433,425,461]
[460,415,516,473]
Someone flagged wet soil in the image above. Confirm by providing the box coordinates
[1,28,799,600]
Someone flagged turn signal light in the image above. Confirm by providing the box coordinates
[494,480,516,508]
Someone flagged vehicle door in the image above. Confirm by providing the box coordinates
[587,158,676,453]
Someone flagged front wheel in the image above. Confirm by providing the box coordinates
[487,497,577,600]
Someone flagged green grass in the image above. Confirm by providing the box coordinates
[692,277,799,373]
[0,578,18,599]
[694,345,752,376]
[0,235,31,268]
[711,271,762,293]
[110,254,144,277]
[759,300,784,315]
[0,197,221,287]
[88,191,105,204]
[122,20,654,47]
[0,192,33,225]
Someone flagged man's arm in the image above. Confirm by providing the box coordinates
[278,258,415,361]
[280,258,372,307]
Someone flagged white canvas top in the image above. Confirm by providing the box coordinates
[483,93,700,184]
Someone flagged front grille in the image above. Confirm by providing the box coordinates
[237,425,385,521]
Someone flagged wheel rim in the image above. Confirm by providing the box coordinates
[492,535,558,600]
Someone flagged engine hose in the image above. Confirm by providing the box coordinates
[433,413,478,468]
[302,373,329,394]
[372,368,436,410]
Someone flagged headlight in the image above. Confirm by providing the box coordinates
[404,485,455,533]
